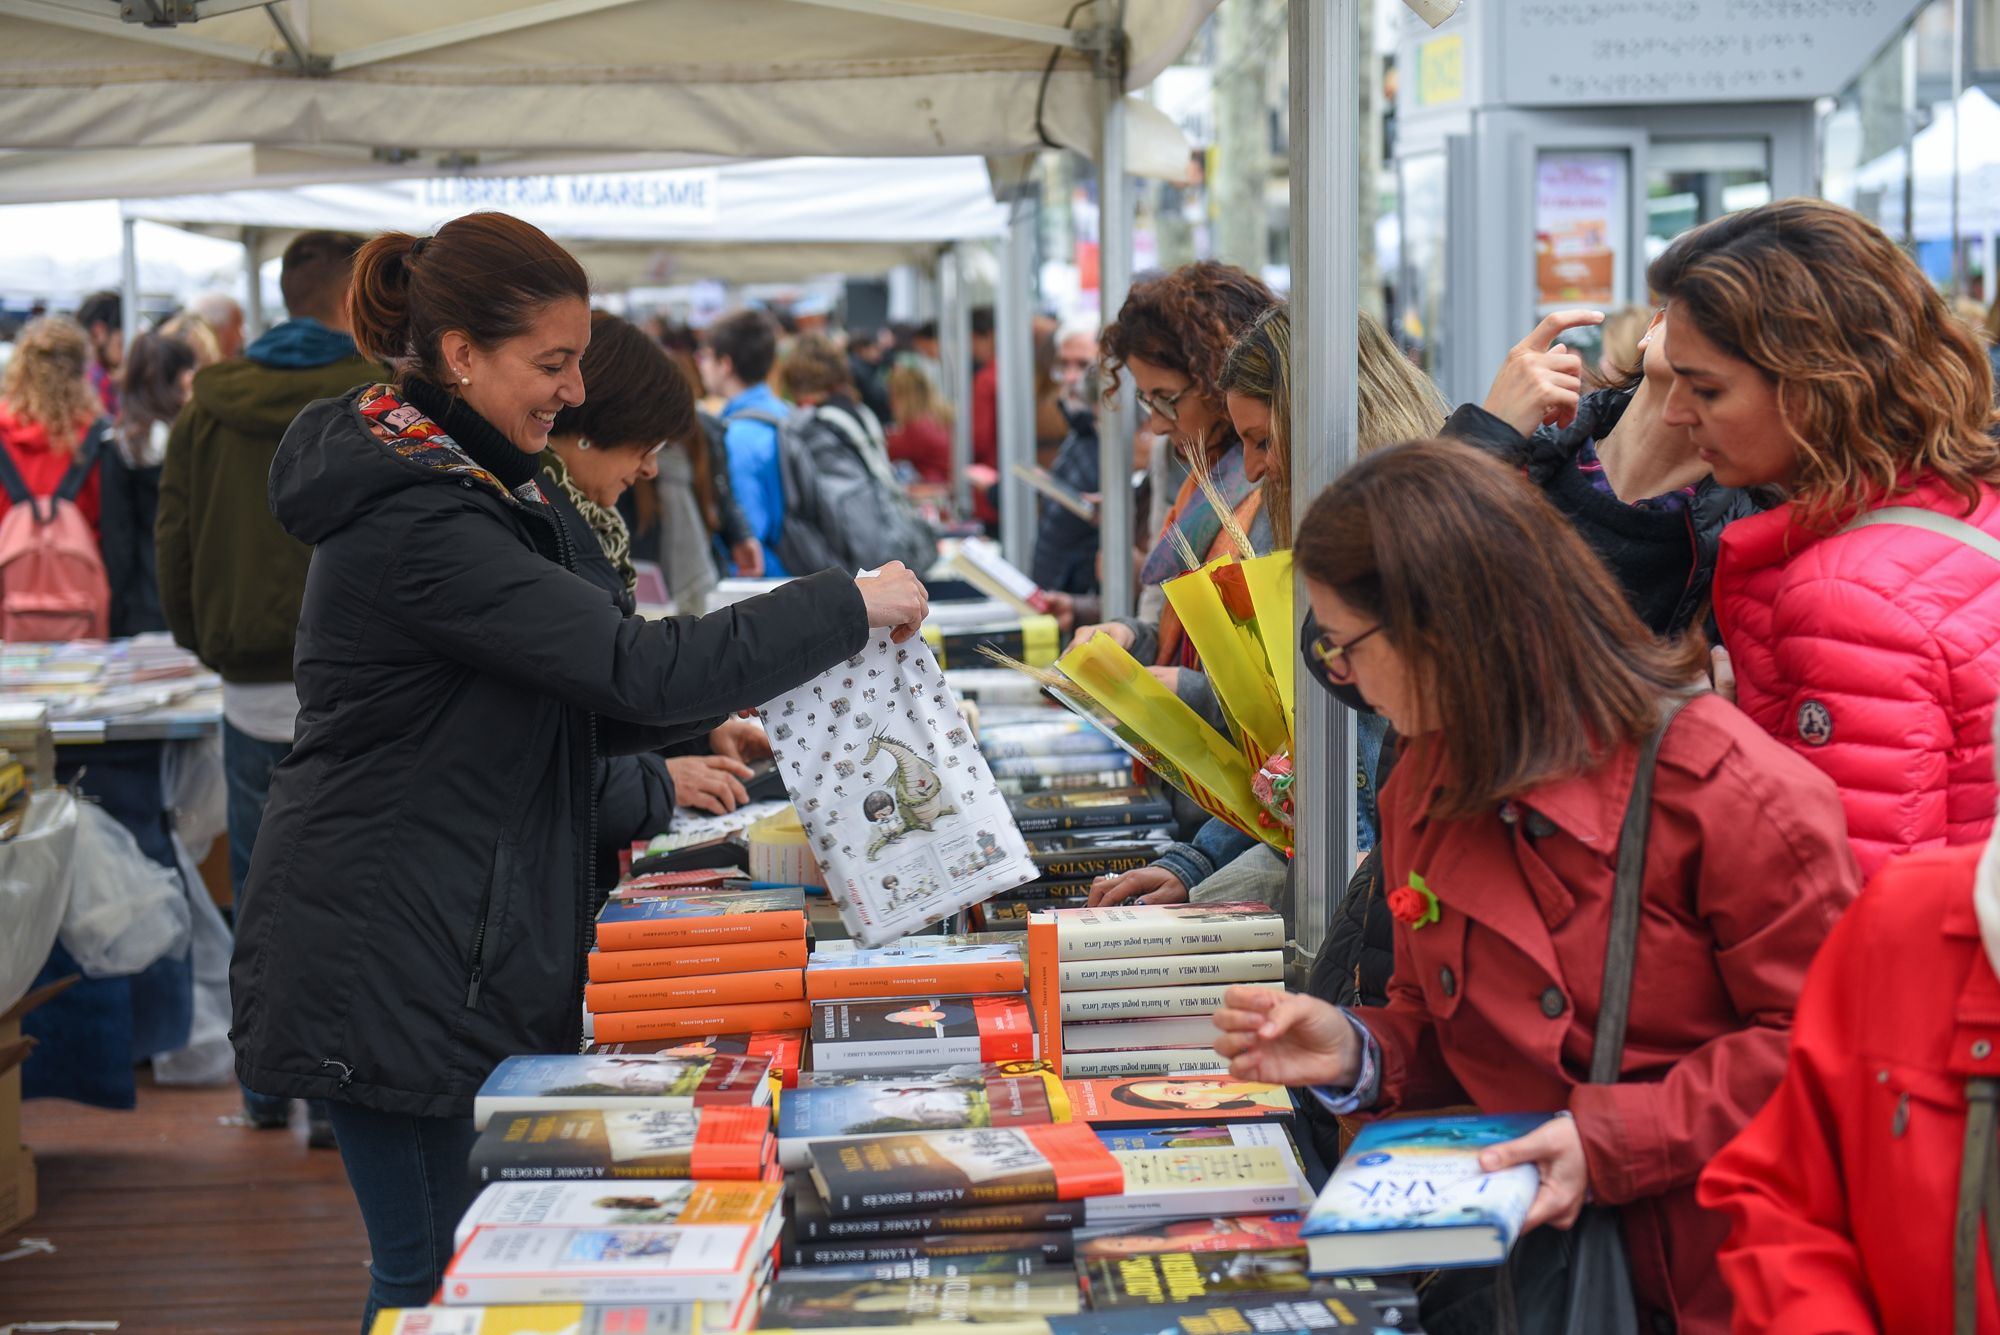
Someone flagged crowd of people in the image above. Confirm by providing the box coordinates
[8,194,2000,1332]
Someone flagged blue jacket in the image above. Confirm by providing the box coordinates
[720,384,791,577]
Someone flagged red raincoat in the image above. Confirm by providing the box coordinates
[1365,693,1859,1333]
[1699,843,2000,1333]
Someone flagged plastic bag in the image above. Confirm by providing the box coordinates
[150,829,236,1085]
[58,799,191,979]
[0,788,79,1012]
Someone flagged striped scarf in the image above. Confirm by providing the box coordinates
[541,451,635,596]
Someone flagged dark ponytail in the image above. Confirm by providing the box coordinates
[348,211,590,389]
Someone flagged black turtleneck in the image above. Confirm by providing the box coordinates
[401,377,545,496]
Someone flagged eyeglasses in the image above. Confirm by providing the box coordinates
[1308,623,1382,684]
[1134,383,1192,426]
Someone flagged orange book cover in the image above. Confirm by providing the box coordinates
[591,1000,813,1045]
[1028,1121,1128,1199]
[689,1105,778,1180]
[805,957,1027,1001]
[1028,912,1063,1060]
[588,938,808,983]
[594,889,806,951]
[586,968,806,1014]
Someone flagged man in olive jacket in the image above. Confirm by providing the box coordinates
[155,230,379,1144]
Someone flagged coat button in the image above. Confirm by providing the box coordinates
[1525,812,1557,839]
[1540,986,1566,1019]
[1438,966,1457,998]
[1498,802,1519,824]
[1976,1040,1993,1060]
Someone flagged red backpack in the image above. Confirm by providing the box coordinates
[0,421,110,642]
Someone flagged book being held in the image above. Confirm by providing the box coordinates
[1301,1111,1552,1274]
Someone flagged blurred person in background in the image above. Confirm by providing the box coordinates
[1031,313,1104,605]
[191,292,246,361]
[157,230,378,1148]
[102,330,196,636]
[75,290,123,418]
[159,310,224,368]
[846,324,894,426]
[652,322,756,609]
[697,310,790,576]
[1033,313,1068,457]
[1592,303,1653,387]
[0,314,105,537]
[885,359,953,485]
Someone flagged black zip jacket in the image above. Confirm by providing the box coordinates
[230,381,865,1118]
[1441,390,1763,638]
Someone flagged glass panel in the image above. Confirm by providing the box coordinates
[1534,149,1629,367]
[1393,150,1447,378]
[1644,139,1772,267]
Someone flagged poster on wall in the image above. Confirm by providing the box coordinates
[1534,152,1626,310]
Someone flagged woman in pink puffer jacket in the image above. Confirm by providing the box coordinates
[1652,198,2000,875]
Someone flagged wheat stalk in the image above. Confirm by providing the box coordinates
[977,646,1069,692]
[1187,437,1256,562]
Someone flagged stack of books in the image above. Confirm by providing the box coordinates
[584,873,810,1051]
[979,715,1131,798]
[801,938,1038,1079]
[1027,904,1288,1078]
[974,836,1167,931]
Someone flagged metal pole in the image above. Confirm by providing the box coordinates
[242,226,266,338]
[1097,61,1136,620]
[120,216,141,352]
[1288,0,1360,964]
[941,245,975,520]
[1951,0,1966,294]
[997,190,1039,568]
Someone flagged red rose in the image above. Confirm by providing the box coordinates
[1386,885,1428,925]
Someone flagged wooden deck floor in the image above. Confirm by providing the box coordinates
[6,1076,372,1333]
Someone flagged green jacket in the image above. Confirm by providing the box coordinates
[157,347,380,682]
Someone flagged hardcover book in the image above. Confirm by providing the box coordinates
[1007,787,1175,833]
[586,969,806,1014]
[1047,904,1287,961]
[1057,1049,1231,1080]
[474,1053,772,1129]
[1039,1278,1423,1335]
[994,770,1136,797]
[787,1171,1086,1240]
[455,1179,783,1251]
[595,890,807,951]
[777,1066,1062,1169]
[757,1252,1081,1330]
[588,939,810,984]
[587,1030,805,1089]
[1059,951,1285,992]
[1072,1215,1306,1261]
[1302,1112,1551,1274]
[468,1107,774,1184]
[807,1122,1123,1218]
[1062,1077,1292,1129]
[808,994,1037,1072]
[804,941,1025,1001]
[440,1223,767,1305]
[1027,843,1160,882]
[1077,1247,1317,1309]
[1061,985,1234,1022]
[590,1001,812,1046]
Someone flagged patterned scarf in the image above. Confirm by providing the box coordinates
[541,450,635,596]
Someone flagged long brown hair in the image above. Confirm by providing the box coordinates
[347,211,589,390]
[1,316,98,453]
[1294,439,1706,819]
[1648,197,2000,529]
[1101,260,1277,422]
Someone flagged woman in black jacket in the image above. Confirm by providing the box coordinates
[228,212,926,1331]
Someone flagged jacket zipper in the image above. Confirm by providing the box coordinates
[465,875,496,1007]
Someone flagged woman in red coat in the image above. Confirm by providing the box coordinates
[1651,198,2000,876]
[1213,439,1860,1334]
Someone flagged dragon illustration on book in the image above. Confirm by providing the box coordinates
[860,732,957,859]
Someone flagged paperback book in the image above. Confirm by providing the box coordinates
[585,969,806,1014]
[808,994,1037,1072]
[588,938,810,984]
[1062,1077,1292,1129]
[1059,1015,1222,1052]
[1039,1278,1423,1335]
[994,770,1137,798]
[454,1179,784,1251]
[587,1030,805,1089]
[468,1107,773,1184]
[804,941,1025,1001]
[606,869,751,900]
[369,1305,741,1335]
[808,1122,1123,1218]
[1008,787,1175,834]
[1028,844,1160,882]
[1044,904,1287,961]
[589,1000,812,1045]
[778,1065,1063,1169]
[1071,1215,1305,1261]
[441,1223,768,1305]
[1087,1124,1315,1226]
[473,1053,772,1129]
[757,1252,1081,1330]
[595,890,807,951]
[1302,1112,1551,1274]
[1057,1049,1231,1080]
[1059,951,1284,991]
[782,1230,1076,1267]
[1060,984,1234,1022]
[1076,1247,1316,1309]
[787,1171,1087,1240]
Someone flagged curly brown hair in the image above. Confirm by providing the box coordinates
[1,315,99,453]
[1101,261,1278,417]
[1649,197,2000,530]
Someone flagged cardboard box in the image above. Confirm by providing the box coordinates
[0,976,77,1233]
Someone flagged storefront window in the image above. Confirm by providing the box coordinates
[1645,139,1772,265]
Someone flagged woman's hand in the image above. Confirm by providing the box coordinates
[1479,1114,1592,1232]
[1069,621,1136,652]
[707,717,771,765]
[858,561,929,643]
[731,539,766,579]
[1709,646,1736,704]
[1482,310,1604,435]
[1211,987,1361,1088]
[1086,865,1189,908]
[666,755,754,814]
[1146,665,1182,695]
[1042,590,1077,638]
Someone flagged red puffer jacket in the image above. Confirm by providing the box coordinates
[1713,474,2000,876]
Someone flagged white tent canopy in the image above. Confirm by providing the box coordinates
[1855,87,2000,239]
[0,0,1211,195]
[124,156,1013,286]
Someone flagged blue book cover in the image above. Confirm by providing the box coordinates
[1300,1112,1553,1275]
[597,888,806,924]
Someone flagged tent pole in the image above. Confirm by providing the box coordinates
[1097,53,1136,621]
[997,188,1038,568]
[120,216,140,350]
[1287,0,1360,965]
[942,245,975,520]
[242,226,266,337]
[1951,0,1966,294]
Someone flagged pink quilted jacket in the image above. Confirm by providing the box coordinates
[1713,474,2000,876]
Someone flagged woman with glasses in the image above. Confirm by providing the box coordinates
[1212,437,1856,1335]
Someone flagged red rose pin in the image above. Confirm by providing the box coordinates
[1387,872,1440,931]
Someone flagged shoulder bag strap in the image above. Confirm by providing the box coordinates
[1841,505,2000,566]
[1953,1076,2000,1334]
[1592,690,1705,1085]
[0,440,33,509]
